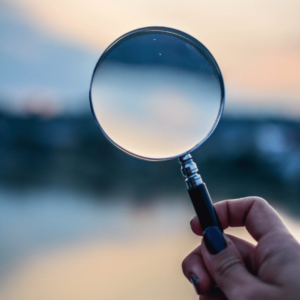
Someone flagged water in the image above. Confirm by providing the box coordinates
[0,187,193,273]
[1,187,300,300]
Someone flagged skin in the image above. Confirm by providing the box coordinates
[182,197,300,300]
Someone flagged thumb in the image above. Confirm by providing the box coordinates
[201,226,261,300]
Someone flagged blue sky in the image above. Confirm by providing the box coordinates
[1,0,299,117]
[0,4,99,114]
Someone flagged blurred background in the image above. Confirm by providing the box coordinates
[0,0,300,299]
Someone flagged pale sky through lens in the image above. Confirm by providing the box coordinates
[1,0,300,117]
[92,66,221,159]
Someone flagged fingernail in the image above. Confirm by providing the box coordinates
[190,274,200,295]
[203,226,226,255]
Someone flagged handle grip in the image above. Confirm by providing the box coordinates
[188,183,223,232]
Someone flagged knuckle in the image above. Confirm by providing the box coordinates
[181,256,188,272]
[213,254,242,278]
[181,254,193,275]
[252,196,267,206]
[250,197,271,213]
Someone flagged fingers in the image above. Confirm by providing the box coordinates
[225,234,256,273]
[182,243,214,295]
[191,197,287,241]
[182,235,256,295]
[201,232,273,300]
[190,214,203,235]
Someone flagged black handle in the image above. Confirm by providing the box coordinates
[188,183,223,232]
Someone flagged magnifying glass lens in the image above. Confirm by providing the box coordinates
[90,28,224,160]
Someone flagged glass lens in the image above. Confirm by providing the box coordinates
[90,27,224,160]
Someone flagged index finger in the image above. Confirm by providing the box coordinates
[190,197,287,241]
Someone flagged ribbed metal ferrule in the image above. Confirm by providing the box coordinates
[178,154,203,189]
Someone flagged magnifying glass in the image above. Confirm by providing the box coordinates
[90,27,225,233]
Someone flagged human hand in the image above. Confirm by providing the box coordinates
[182,197,300,300]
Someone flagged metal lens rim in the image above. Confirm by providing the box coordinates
[89,26,225,161]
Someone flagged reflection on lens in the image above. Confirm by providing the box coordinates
[90,27,224,160]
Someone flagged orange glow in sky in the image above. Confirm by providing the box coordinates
[3,0,300,116]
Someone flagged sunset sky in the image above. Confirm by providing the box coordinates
[1,3,300,298]
[1,0,299,117]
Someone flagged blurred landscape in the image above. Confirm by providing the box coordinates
[1,0,300,299]
[1,104,300,300]
[1,106,300,210]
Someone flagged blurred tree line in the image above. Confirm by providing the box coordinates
[0,110,300,215]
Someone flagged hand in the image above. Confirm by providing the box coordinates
[182,197,300,300]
